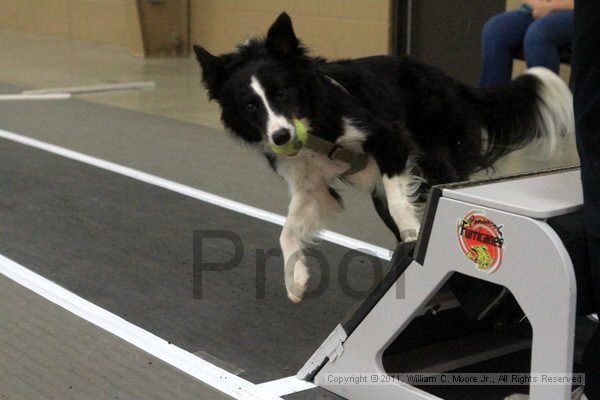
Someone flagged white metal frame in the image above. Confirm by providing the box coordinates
[301,168,582,400]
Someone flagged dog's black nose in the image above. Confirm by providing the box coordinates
[272,128,291,145]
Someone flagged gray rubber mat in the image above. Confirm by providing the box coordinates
[0,275,232,400]
[0,82,394,249]
[0,138,387,383]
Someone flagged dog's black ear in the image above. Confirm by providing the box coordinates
[193,45,220,70]
[193,45,225,98]
[266,12,300,56]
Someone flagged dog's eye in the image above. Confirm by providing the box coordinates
[246,104,257,113]
[277,88,288,101]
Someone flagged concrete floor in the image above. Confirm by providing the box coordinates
[0,28,221,129]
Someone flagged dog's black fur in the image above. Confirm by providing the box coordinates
[193,12,572,300]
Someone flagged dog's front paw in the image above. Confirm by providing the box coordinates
[294,262,310,289]
[287,285,306,303]
[286,261,310,303]
[287,290,303,303]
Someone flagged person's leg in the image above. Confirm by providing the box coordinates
[480,9,533,87]
[523,10,574,73]
[572,1,600,399]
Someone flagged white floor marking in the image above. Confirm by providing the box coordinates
[0,93,71,100]
[0,253,281,400]
[256,376,316,397]
[22,81,156,95]
[0,128,392,261]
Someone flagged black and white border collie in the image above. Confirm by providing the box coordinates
[194,13,573,302]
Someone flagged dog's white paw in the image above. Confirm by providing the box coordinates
[287,283,307,303]
[286,262,310,303]
[294,262,310,289]
[287,291,303,303]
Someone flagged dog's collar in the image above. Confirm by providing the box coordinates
[322,74,350,95]
[302,74,366,175]
[304,134,369,176]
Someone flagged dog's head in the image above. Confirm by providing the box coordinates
[193,13,317,147]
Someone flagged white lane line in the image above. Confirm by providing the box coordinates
[256,376,316,397]
[0,93,71,100]
[0,128,392,261]
[22,81,156,95]
[0,253,282,400]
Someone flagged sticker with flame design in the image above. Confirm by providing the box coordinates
[457,210,505,274]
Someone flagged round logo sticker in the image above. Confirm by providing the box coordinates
[457,210,505,274]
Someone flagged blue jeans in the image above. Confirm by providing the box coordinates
[480,6,573,87]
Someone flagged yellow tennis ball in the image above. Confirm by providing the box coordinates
[268,119,308,156]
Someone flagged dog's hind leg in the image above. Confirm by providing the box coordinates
[371,194,401,242]
[379,154,424,242]
[366,122,424,242]
[382,173,422,242]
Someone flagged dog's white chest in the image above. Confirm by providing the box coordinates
[277,150,348,188]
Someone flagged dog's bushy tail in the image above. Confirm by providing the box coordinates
[463,67,574,167]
